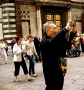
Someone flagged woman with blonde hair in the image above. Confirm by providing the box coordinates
[24,34,37,77]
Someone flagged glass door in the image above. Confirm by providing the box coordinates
[46,13,62,31]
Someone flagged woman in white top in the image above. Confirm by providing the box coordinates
[0,39,8,64]
[24,34,38,77]
[13,36,33,82]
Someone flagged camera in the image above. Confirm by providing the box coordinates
[72,23,75,27]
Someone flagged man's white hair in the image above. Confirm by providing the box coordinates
[43,21,55,31]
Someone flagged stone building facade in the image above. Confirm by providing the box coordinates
[0,0,84,45]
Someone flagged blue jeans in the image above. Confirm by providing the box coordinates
[25,54,35,75]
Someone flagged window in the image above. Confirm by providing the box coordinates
[54,14,61,31]
[46,13,62,31]
[46,13,53,21]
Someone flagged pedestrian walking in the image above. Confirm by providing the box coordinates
[11,38,16,57]
[24,34,37,77]
[4,40,8,56]
[33,36,42,62]
[0,39,8,64]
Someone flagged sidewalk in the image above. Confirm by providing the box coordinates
[63,53,84,90]
[0,52,84,90]
[0,52,45,90]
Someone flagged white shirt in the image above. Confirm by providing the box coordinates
[13,43,23,62]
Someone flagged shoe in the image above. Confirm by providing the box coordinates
[28,78,34,82]
[5,61,8,64]
[14,80,21,82]
[1,63,4,65]
[32,74,37,77]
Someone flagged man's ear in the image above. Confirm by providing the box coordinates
[45,30,48,34]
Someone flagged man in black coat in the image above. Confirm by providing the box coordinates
[40,21,77,90]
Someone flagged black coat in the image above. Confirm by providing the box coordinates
[40,28,76,90]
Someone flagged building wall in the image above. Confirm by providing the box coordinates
[2,3,17,43]
[0,23,3,39]
[20,5,37,38]
[0,1,84,42]
[71,0,84,2]
[0,6,3,39]
[71,8,83,35]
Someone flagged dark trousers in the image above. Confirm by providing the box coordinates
[25,54,35,75]
[5,47,8,55]
[14,54,28,76]
[45,77,64,90]
[35,51,42,62]
[43,65,64,90]
[45,74,64,90]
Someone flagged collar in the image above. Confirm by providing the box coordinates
[45,35,51,39]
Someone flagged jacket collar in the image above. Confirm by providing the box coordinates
[45,35,51,39]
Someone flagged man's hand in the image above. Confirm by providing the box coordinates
[65,20,74,31]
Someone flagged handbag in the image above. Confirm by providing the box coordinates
[59,57,67,73]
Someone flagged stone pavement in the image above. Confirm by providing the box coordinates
[0,52,84,90]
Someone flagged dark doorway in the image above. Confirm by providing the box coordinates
[41,6,67,36]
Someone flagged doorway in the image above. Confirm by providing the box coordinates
[22,20,31,38]
[46,13,62,31]
[41,6,67,36]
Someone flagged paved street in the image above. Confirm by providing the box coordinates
[0,52,84,90]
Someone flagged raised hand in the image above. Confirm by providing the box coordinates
[65,20,74,30]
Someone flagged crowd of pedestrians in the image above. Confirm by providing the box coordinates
[66,33,84,57]
[10,35,42,82]
[0,35,42,82]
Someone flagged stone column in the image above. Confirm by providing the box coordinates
[15,2,22,37]
[68,9,72,21]
[36,6,42,38]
